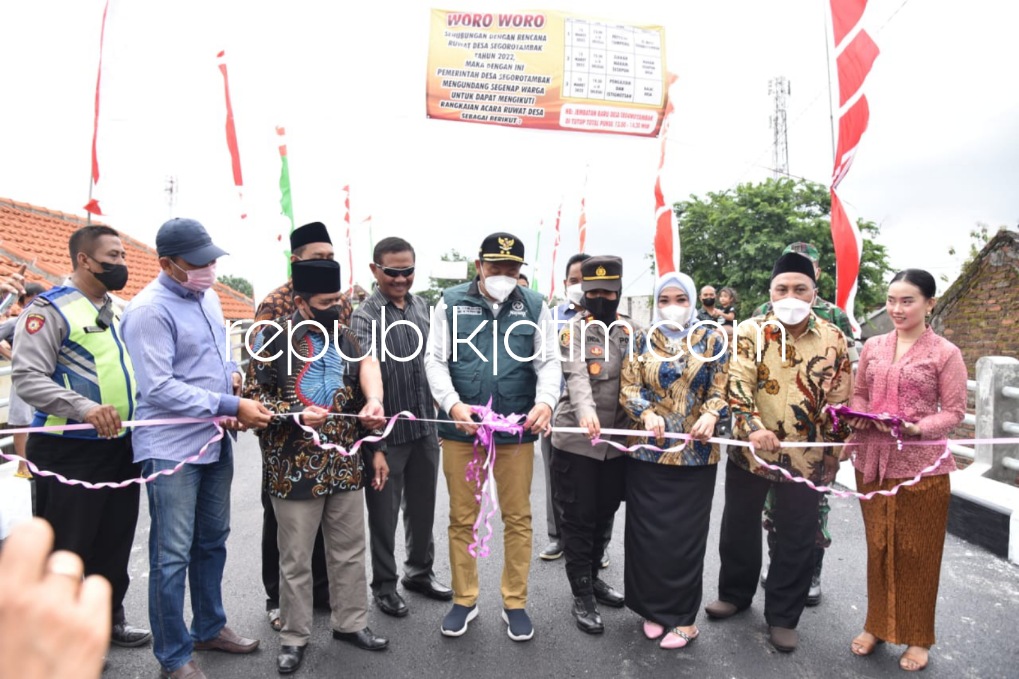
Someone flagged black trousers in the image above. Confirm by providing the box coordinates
[364,435,441,593]
[262,489,330,609]
[717,459,821,629]
[551,448,625,595]
[625,459,716,628]
[27,433,140,626]
[545,437,615,551]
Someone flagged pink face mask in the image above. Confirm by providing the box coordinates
[172,260,217,292]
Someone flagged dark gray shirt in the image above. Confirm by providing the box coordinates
[351,288,434,446]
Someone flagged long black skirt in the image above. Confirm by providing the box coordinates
[624,458,717,628]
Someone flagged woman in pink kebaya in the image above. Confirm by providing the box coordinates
[844,269,967,672]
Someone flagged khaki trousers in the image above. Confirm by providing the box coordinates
[271,490,367,646]
[442,439,533,608]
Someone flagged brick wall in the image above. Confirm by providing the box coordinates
[933,233,1019,375]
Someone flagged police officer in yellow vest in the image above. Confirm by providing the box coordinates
[12,225,152,649]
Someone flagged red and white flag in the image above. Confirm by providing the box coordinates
[653,73,680,276]
[217,50,246,220]
[828,0,880,333]
[548,202,563,300]
[84,0,112,216]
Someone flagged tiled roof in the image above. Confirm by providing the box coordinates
[0,198,254,320]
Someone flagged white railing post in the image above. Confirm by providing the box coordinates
[975,356,1019,481]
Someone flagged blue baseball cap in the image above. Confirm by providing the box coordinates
[156,218,229,265]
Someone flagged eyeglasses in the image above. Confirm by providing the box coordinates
[374,264,415,279]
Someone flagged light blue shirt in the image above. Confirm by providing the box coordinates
[121,272,240,463]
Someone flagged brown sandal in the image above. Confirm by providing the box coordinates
[899,647,929,672]
[850,632,883,656]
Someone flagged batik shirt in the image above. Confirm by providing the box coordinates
[245,313,381,500]
[728,312,852,483]
[619,325,730,466]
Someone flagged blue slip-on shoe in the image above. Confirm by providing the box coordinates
[502,608,534,642]
[440,604,478,637]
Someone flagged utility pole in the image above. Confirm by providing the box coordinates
[165,175,178,218]
[768,77,791,179]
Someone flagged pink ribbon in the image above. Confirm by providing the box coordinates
[0,417,227,489]
[287,410,416,457]
[465,400,525,559]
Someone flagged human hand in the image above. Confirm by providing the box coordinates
[845,416,870,430]
[219,417,245,432]
[579,412,601,440]
[237,398,273,429]
[748,429,781,452]
[0,519,111,679]
[524,403,553,435]
[83,404,122,439]
[641,410,666,444]
[358,397,386,431]
[301,405,330,429]
[450,402,479,436]
[1,267,26,299]
[901,421,920,437]
[232,372,242,396]
[689,413,718,442]
[371,451,389,491]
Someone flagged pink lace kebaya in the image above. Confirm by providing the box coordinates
[850,326,967,484]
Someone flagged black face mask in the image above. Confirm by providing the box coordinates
[585,297,620,324]
[90,261,129,291]
[702,297,716,307]
[309,305,341,329]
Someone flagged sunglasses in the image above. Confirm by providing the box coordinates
[374,264,415,279]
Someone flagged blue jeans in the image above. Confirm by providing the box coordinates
[142,439,233,672]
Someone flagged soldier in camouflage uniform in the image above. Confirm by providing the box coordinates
[756,242,856,607]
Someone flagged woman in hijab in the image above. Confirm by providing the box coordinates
[618,272,730,650]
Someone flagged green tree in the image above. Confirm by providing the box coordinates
[217,274,253,298]
[417,250,477,306]
[675,178,893,319]
[943,223,998,281]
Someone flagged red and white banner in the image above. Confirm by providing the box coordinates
[828,0,879,333]
[343,185,353,288]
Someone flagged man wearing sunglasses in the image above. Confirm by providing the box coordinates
[11,225,151,658]
[351,237,453,618]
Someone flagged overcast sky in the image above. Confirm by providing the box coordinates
[1,0,1016,305]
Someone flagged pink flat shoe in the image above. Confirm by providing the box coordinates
[660,627,699,649]
[642,620,665,640]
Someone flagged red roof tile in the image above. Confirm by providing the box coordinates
[0,198,253,320]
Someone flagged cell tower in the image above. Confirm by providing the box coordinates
[165,175,178,217]
[769,77,791,179]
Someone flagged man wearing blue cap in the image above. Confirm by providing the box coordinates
[122,218,273,679]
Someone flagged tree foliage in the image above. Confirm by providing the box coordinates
[217,274,253,298]
[675,178,893,319]
[417,250,477,306]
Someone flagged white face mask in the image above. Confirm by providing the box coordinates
[482,274,517,303]
[658,304,692,327]
[566,284,584,306]
[773,297,812,325]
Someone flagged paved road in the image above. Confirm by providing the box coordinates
[106,434,1019,678]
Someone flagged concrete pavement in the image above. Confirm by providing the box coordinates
[105,433,1019,678]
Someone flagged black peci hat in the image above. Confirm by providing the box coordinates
[771,252,817,283]
[290,222,332,251]
[292,259,341,295]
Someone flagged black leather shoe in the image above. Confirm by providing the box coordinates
[111,621,153,647]
[374,591,409,617]
[277,645,305,674]
[401,576,453,601]
[592,578,624,608]
[572,596,604,635]
[332,627,389,651]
